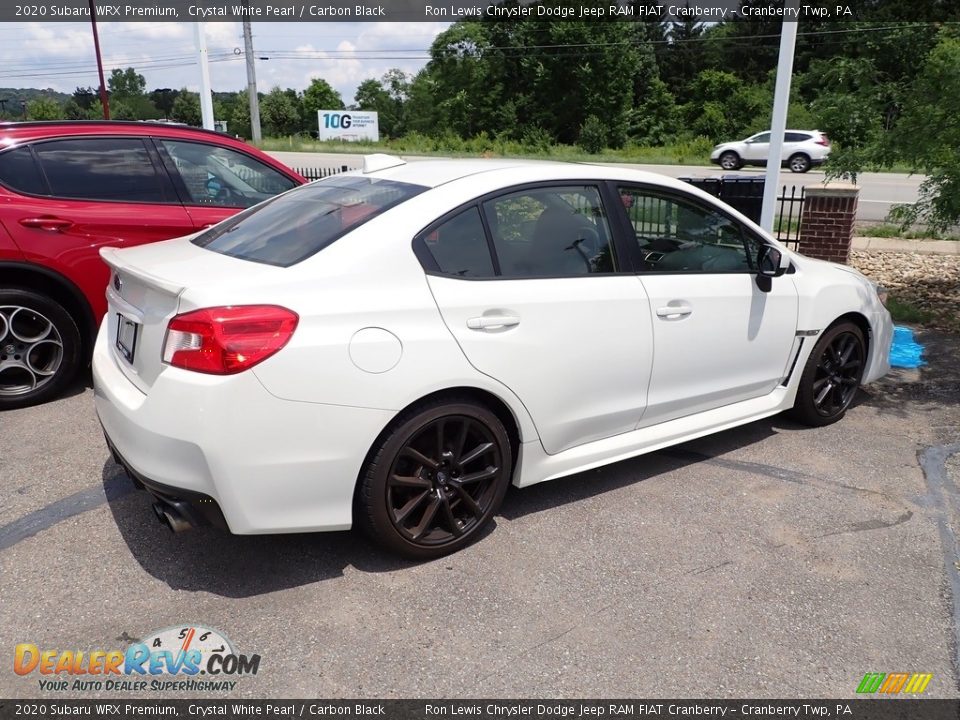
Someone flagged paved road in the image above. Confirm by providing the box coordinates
[269,150,922,224]
[1,331,959,699]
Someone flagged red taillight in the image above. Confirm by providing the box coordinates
[816,134,830,146]
[162,305,298,375]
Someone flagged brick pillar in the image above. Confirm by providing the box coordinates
[798,184,859,264]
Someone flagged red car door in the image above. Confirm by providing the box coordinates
[0,137,194,322]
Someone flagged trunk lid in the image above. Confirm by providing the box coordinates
[99,237,289,393]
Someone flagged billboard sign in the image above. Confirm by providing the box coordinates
[317,111,379,142]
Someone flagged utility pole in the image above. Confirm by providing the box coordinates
[242,15,262,142]
[88,0,110,119]
[193,23,215,130]
[760,4,799,233]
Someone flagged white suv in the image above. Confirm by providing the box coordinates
[710,130,831,173]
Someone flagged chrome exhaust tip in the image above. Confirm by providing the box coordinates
[152,501,192,534]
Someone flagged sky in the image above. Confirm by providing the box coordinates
[0,21,451,103]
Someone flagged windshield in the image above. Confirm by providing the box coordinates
[192,176,426,267]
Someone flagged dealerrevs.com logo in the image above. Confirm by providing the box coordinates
[14,625,260,693]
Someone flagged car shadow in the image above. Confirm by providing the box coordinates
[103,461,416,598]
[105,413,796,597]
[499,414,791,521]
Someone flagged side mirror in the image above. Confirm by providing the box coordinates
[757,245,788,278]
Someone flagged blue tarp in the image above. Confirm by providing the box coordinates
[890,326,926,368]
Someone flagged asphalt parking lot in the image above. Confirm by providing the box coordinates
[1,329,959,699]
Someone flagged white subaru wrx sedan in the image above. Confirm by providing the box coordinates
[93,156,892,558]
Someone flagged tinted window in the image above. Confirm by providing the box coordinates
[0,147,47,195]
[618,187,752,273]
[421,207,495,277]
[32,138,166,203]
[194,176,425,267]
[160,139,297,209]
[483,186,615,278]
[751,133,771,143]
[785,132,811,142]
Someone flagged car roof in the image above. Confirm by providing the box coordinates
[356,157,699,192]
[0,120,254,153]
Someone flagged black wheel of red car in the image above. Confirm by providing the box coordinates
[789,321,865,427]
[0,289,82,411]
[356,399,513,559]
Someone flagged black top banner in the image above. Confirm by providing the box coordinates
[0,0,881,23]
[2,700,960,720]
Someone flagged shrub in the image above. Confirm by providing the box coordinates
[578,115,606,154]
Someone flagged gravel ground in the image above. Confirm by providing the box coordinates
[851,250,960,333]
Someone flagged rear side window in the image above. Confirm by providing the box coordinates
[193,176,425,267]
[785,132,812,142]
[159,139,297,209]
[484,186,616,277]
[420,207,495,278]
[0,147,47,195]
[33,138,167,203]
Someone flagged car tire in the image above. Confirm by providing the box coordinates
[788,321,866,427]
[788,153,811,173]
[355,398,513,559]
[0,289,82,411]
[719,151,741,171]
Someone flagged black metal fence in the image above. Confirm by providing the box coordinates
[681,176,806,249]
[294,165,354,181]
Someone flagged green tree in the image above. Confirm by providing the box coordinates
[26,97,62,120]
[887,31,960,230]
[150,88,180,117]
[108,67,146,98]
[681,70,773,142]
[171,90,202,126]
[231,91,252,139]
[73,86,97,110]
[424,16,639,145]
[354,70,408,138]
[628,77,679,145]
[301,78,343,133]
[578,114,606,154]
[62,99,87,120]
[261,87,301,136]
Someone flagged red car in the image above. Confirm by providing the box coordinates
[0,121,306,409]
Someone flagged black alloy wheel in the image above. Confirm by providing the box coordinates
[789,321,865,426]
[356,399,512,559]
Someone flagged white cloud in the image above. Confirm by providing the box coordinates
[0,21,449,103]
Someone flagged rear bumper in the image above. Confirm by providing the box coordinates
[92,323,395,534]
[104,434,229,531]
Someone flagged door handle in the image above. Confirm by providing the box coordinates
[19,217,73,232]
[467,314,520,330]
[656,305,693,319]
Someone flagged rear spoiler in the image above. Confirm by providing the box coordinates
[100,247,186,296]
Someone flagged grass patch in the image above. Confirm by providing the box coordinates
[857,223,960,241]
[258,135,720,166]
[886,296,937,325]
[260,135,930,177]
